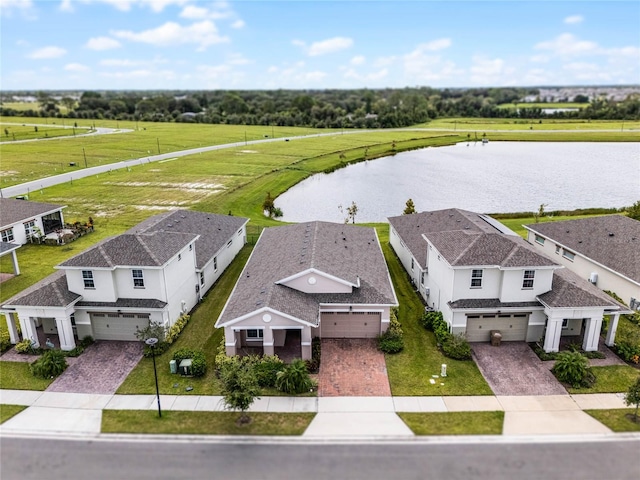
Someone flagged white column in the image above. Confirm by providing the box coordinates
[582,316,603,352]
[224,328,237,356]
[301,327,312,360]
[10,251,20,276]
[20,317,39,348]
[605,313,620,347]
[543,314,563,353]
[5,313,20,344]
[55,316,76,351]
[262,327,274,356]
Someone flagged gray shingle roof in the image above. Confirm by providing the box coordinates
[525,215,640,283]
[217,222,397,326]
[448,299,542,309]
[3,270,81,308]
[388,208,508,267]
[0,198,65,228]
[76,298,167,309]
[58,231,198,268]
[0,242,20,255]
[129,210,248,270]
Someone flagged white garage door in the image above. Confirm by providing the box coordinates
[320,311,381,338]
[466,313,529,342]
[91,312,149,341]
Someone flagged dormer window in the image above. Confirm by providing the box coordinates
[470,269,483,288]
[132,269,145,288]
[522,270,535,289]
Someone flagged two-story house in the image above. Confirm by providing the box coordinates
[1,211,248,350]
[389,209,627,353]
[216,222,398,360]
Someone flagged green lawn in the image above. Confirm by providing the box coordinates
[567,366,640,394]
[0,361,54,390]
[584,409,640,432]
[0,404,27,423]
[398,411,504,435]
[1,123,89,141]
[102,410,315,435]
[420,117,639,131]
[377,225,493,396]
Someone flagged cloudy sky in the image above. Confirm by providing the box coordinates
[1,0,638,90]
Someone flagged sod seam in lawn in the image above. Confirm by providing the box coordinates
[398,411,504,435]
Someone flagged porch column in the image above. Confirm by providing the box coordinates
[20,317,39,348]
[301,327,312,360]
[10,251,20,276]
[582,316,603,352]
[5,313,20,344]
[55,316,76,351]
[224,328,237,356]
[543,313,563,353]
[605,313,620,347]
[262,327,274,356]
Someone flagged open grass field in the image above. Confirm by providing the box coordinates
[1,123,90,141]
[497,102,589,110]
[419,117,638,131]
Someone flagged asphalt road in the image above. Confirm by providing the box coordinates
[1,435,638,480]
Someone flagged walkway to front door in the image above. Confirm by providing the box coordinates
[318,339,391,396]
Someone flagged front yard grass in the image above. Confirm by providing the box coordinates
[398,411,504,435]
[377,226,493,396]
[0,361,54,390]
[567,366,640,394]
[584,409,640,432]
[101,410,315,435]
[0,404,27,423]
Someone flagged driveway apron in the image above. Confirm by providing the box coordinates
[46,341,143,394]
[472,342,567,396]
[318,339,391,397]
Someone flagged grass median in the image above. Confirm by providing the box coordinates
[398,411,504,435]
[0,404,27,424]
[584,409,640,432]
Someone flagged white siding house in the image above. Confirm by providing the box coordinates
[0,198,66,245]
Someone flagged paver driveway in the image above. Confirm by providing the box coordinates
[318,339,391,397]
[46,341,143,394]
[472,342,567,396]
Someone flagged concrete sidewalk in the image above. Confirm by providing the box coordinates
[0,390,630,438]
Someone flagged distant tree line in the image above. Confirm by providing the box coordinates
[1,87,638,128]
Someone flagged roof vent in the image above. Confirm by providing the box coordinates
[167,224,173,227]
[608,232,614,237]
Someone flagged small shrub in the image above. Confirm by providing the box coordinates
[1,331,11,353]
[79,336,94,348]
[63,346,84,357]
[30,349,67,379]
[378,332,404,353]
[432,316,450,345]
[305,337,322,373]
[442,333,472,360]
[276,359,315,394]
[173,347,206,377]
[15,338,36,354]
[552,351,594,388]
[252,356,285,387]
[420,310,443,331]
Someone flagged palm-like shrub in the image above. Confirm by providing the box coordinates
[275,359,315,394]
[552,351,594,388]
[30,349,67,379]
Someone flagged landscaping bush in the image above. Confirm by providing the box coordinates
[377,308,404,354]
[442,333,472,360]
[305,337,322,373]
[79,336,94,348]
[30,349,67,379]
[63,345,84,357]
[614,321,640,364]
[1,330,11,353]
[420,310,442,331]
[15,338,41,354]
[276,359,315,394]
[173,347,207,377]
[166,313,190,345]
[552,351,595,388]
[252,355,285,387]
[432,315,451,346]
[136,323,170,357]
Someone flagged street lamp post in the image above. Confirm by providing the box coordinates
[145,337,161,418]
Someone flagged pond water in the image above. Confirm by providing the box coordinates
[276,142,640,223]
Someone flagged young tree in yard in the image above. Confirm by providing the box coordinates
[403,198,416,215]
[262,192,275,217]
[625,376,640,423]
[220,359,261,425]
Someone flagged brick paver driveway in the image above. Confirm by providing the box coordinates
[318,339,391,397]
[472,342,567,396]
[47,341,143,394]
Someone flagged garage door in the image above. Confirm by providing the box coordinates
[466,313,529,342]
[91,312,149,341]
[321,311,381,338]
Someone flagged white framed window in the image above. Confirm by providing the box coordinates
[237,229,243,236]
[562,249,575,261]
[555,245,561,254]
[24,220,36,236]
[522,270,535,289]
[200,271,205,286]
[227,239,233,248]
[470,269,483,288]
[411,258,414,271]
[82,270,95,289]
[534,235,545,245]
[1,228,14,242]
[132,269,144,288]
[213,256,218,271]
[246,329,263,340]
[421,272,425,285]
[562,319,569,329]
[178,253,182,261]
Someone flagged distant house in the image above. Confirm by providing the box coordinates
[524,215,640,311]
[1,210,248,350]
[0,241,21,276]
[388,209,627,353]
[0,198,66,245]
[216,222,398,360]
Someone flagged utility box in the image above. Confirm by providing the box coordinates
[490,330,502,347]
[169,359,177,374]
[179,359,193,376]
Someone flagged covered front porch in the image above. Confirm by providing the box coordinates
[225,326,311,361]
[541,308,621,354]
[3,309,79,351]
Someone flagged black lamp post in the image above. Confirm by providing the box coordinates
[145,337,161,418]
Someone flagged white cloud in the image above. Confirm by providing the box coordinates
[27,46,67,59]
[534,33,598,56]
[419,38,452,51]
[95,0,189,13]
[100,68,177,80]
[374,56,396,67]
[263,63,327,87]
[99,56,168,67]
[65,63,90,72]
[344,68,388,82]
[469,56,516,85]
[564,15,584,24]
[294,37,353,56]
[350,55,365,66]
[180,5,208,19]
[112,20,229,50]
[231,19,244,29]
[59,0,73,12]
[402,39,459,81]
[1,0,36,19]
[85,36,121,51]
[530,54,549,63]
[228,53,250,65]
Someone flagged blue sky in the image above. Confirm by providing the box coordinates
[1,0,639,90]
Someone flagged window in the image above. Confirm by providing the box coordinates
[200,271,205,286]
[411,258,415,271]
[237,229,243,236]
[213,256,218,271]
[178,253,182,261]
[82,270,95,288]
[470,269,483,288]
[522,270,535,289]
[24,220,36,237]
[555,245,561,255]
[132,269,144,288]
[189,243,193,251]
[562,249,575,261]
[421,272,425,286]
[562,319,569,329]
[1,228,14,242]
[227,239,233,248]
[246,329,263,340]
[534,235,545,245]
